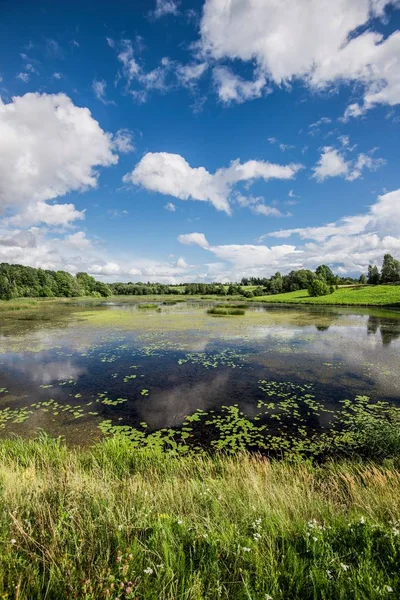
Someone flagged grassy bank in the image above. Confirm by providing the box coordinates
[252,285,400,306]
[0,436,399,600]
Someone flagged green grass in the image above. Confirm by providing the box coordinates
[0,436,399,600]
[252,285,400,306]
[207,307,246,316]
[136,303,159,309]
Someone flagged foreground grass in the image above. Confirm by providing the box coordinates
[0,437,399,599]
[253,285,400,306]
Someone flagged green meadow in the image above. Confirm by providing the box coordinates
[0,435,400,600]
[252,285,400,306]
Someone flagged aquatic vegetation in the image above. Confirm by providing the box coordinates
[177,348,245,369]
[137,303,159,309]
[207,307,245,315]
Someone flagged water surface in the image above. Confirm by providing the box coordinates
[1,300,399,444]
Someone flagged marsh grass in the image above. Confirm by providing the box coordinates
[137,303,159,309]
[207,307,246,316]
[0,435,399,599]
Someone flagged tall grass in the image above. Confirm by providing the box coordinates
[0,436,399,599]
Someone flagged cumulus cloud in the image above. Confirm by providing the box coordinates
[200,0,400,113]
[178,232,210,248]
[124,152,302,213]
[312,147,350,181]
[0,93,118,213]
[112,129,135,153]
[176,189,400,280]
[312,147,385,181]
[164,202,176,211]
[6,201,85,228]
[212,66,269,103]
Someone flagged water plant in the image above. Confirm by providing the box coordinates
[207,307,245,316]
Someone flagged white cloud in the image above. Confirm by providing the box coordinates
[0,93,118,213]
[176,62,208,86]
[6,201,85,228]
[112,129,134,153]
[235,193,288,217]
[92,79,116,105]
[165,202,176,211]
[200,0,400,112]
[212,66,269,103]
[53,72,62,79]
[66,231,91,249]
[312,146,385,181]
[125,152,302,213]
[251,204,288,217]
[16,72,29,83]
[106,37,115,48]
[174,189,400,280]
[152,0,179,18]
[178,233,210,248]
[117,40,141,86]
[312,147,350,181]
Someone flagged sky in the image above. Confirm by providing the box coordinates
[0,0,399,283]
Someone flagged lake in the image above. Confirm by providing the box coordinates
[1,299,400,447]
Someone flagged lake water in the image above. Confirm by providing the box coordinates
[0,299,399,446]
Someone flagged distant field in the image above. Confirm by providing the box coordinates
[252,285,400,306]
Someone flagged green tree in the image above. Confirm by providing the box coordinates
[308,279,332,297]
[359,274,367,284]
[380,253,400,283]
[315,265,335,284]
[367,264,380,285]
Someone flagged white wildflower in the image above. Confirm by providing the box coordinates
[340,563,349,571]
[242,547,251,552]
[144,567,153,575]
[384,586,393,593]
[360,516,365,525]
[312,536,318,542]
[326,570,333,579]
[10,539,16,545]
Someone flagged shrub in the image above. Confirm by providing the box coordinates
[307,279,332,297]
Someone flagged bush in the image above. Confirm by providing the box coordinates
[307,279,332,297]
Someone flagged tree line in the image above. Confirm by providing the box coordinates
[0,263,111,300]
[0,254,398,301]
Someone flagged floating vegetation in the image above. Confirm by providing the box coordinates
[177,349,245,369]
[207,307,245,316]
[137,303,159,309]
[94,394,400,461]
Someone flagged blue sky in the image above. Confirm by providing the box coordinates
[0,0,399,282]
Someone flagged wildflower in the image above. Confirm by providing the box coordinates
[312,537,318,542]
[10,539,16,545]
[177,519,183,525]
[118,524,123,531]
[326,570,333,579]
[384,586,393,593]
[266,595,273,600]
[144,567,153,575]
[116,555,122,562]
[392,528,399,536]
[242,547,251,552]
[360,516,365,525]
[340,563,349,571]
[253,532,262,541]
[126,587,132,594]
